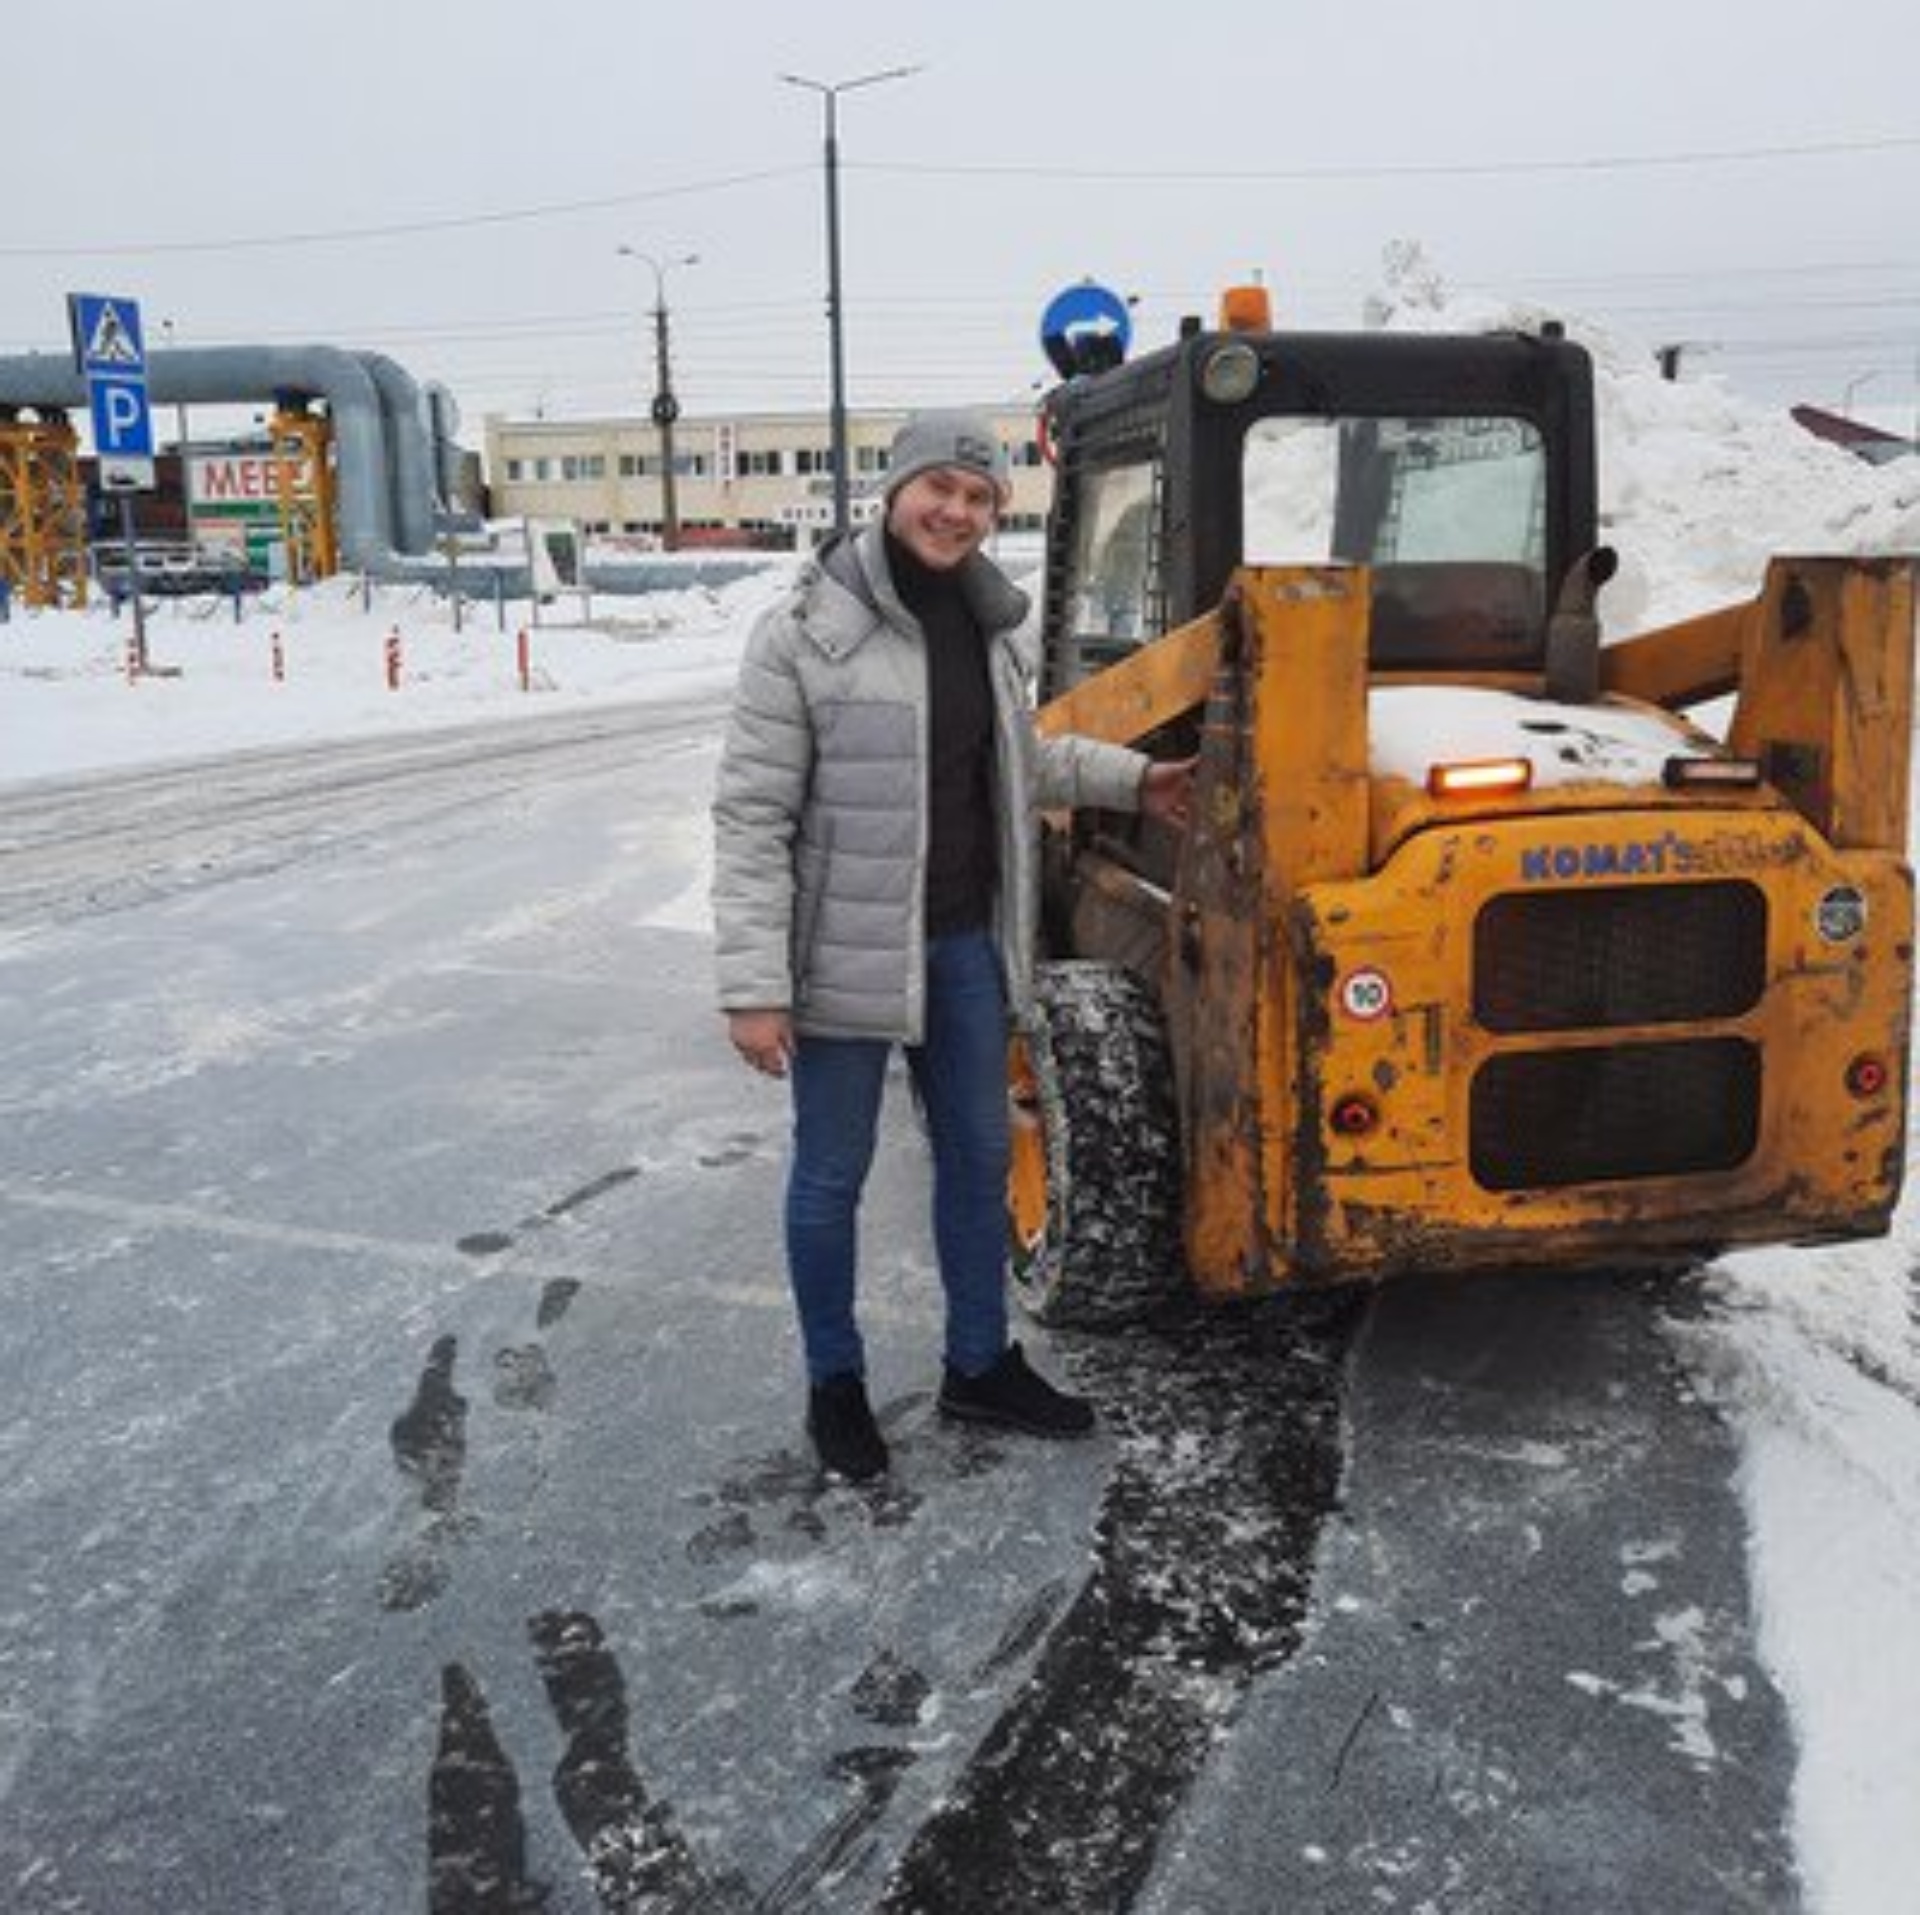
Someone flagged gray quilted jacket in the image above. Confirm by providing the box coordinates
[712,523,1148,1041]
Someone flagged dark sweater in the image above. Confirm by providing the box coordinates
[886,532,998,935]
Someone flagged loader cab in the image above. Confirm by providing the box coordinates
[1039,322,1600,698]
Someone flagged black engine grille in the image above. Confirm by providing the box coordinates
[1471,1038,1761,1191]
[1474,881,1768,1033]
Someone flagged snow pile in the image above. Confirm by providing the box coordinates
[1668,1245,1920,1913]
[1368,240,1920,632]
[1595,366,1920,631]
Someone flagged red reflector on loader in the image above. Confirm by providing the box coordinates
[1330,1093,1379,1137]
[1426,757,1533,799]
[1846,1053,1891,1099]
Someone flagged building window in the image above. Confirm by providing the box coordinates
[855,445,887,474]
[794,447,837,477]
[560,455,605,482]
[532,457,554,482]
[737,448,784,477]
[506,458,526,481]
[619,451,709,478]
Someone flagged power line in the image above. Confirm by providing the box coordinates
[7,126,1915,264]
[854,131,1920,185]
[0,166,810,260]
[1503,257,1920,289]
[95,263,1920,357]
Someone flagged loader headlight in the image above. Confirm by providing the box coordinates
[1663,755,1763,791]
[1198,340,1261,405]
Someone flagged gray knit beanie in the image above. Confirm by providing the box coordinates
[883,409,1011,505]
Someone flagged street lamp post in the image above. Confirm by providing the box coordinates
[617,247,698,550]
[159,317,190,453]
[779,64,922,539]
[158,313,192,478]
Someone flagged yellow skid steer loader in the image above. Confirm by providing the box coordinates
[1008,291,1915,1325]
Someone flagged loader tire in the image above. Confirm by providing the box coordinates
[1008,961,1183,1328]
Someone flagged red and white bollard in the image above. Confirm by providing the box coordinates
[516,627,531,693]
[270,631,286,683]
[384,627,403,691]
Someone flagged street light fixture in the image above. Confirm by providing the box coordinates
[617,246,699,550]
[779,63,923,539]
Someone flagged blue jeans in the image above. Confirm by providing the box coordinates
[785,929,1011,1385]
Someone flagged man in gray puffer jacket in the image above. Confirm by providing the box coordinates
[713,410,1192,1481]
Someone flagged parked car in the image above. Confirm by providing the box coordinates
[91,539,266,598]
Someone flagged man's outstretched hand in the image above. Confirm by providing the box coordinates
[1141,756,1198,830]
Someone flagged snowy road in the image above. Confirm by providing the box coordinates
[0,701,1153,1913]
[0,703,1852,1912]
[0,704,734,932]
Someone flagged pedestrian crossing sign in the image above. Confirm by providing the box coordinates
[68,293,148,377]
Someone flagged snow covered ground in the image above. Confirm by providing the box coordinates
[0,563,795,786]
[5,305,1920,1911]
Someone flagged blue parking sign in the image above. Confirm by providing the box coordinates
[89,378,154,457]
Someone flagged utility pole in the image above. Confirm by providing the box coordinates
[617,247,698,550]
[779,64,923,539]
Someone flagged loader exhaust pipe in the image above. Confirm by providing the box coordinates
[1544,545,1619,703]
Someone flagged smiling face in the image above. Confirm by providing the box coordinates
[885,466,1002,571]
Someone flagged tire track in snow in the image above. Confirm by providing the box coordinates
[879,1295,1361,1913]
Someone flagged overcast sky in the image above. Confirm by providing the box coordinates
[6,0,1917,437]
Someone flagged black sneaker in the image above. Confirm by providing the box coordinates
[807,1374,889,1481]
[938,1342,1095,1439]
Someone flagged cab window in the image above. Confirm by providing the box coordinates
[1244,415,1548,667]
[1066,460,1159,667]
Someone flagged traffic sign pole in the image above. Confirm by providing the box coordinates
[69,292,157,671]
[118,494,148,674]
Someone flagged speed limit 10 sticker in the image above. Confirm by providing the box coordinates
[1338,967,1394,1022]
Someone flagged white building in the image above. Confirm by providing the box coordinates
[482,405,1051,547]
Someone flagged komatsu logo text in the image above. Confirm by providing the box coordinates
[1520,833,1697,883]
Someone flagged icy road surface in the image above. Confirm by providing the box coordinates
[1,702,1798,1912]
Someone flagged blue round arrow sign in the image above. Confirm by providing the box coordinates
[1039,282,1132,377]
